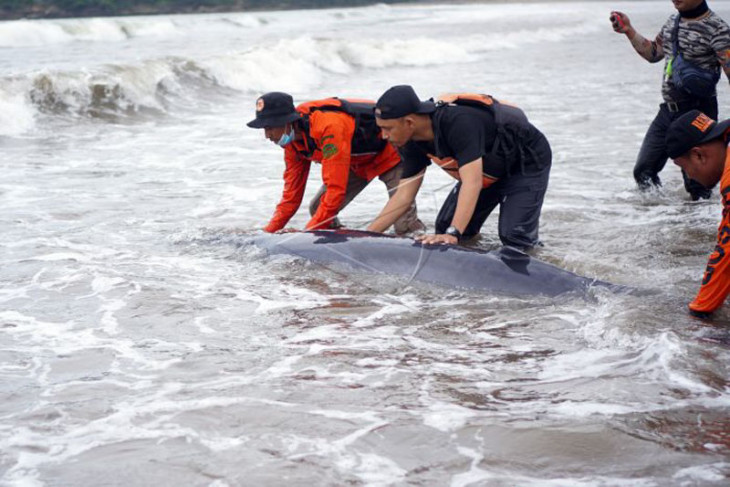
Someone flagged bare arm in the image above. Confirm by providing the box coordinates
[629,30,665,63]
[449,159,485,233]
[717,48,730,84]
[611,11,665,63]
[367,170,424,233]
[418,158,487,245]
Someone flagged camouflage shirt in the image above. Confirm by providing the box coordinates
[658,10,730,102]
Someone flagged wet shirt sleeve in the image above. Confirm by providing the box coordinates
[399,141,431,179]
[690,187,730,313]
[264,147,311,233]
[710,18,730,80]
[306,113,353,230]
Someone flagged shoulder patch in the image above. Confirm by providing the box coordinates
[322,143,339,159]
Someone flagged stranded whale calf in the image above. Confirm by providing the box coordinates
[244,230,625,297]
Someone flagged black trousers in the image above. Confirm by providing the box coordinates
[634,97,718,199]
[435,160,551,250]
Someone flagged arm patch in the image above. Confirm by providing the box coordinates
[322,143,339,159]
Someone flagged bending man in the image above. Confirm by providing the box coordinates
[248,92,423,233]
[367,85,551,250]
[667,110,730,317]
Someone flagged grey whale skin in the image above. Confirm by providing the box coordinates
[246,230,619,297]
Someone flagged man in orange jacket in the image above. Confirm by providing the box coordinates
[667,109,730,317]
[247,92,423,234]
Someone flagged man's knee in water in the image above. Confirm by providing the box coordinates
[633,167,660,189]
[499,230,537,252]
[393,216,426,236]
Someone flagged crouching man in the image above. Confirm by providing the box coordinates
[367,85,551,250]
[667,109,730,317]
[248,92,423,234]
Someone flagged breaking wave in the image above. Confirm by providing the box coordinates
[0,17,599,136]
[0,89,35,137]
[0,57,221,132]
[0,35,472,135]
[0,17,179,48]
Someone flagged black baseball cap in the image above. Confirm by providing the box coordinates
[247,92,301,129]
[374,85,436,119]
[666,109,730,158]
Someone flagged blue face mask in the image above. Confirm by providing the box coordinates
[277,126,295,147]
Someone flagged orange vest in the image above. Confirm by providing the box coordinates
[295,98,387,158]
[430,92,537,185]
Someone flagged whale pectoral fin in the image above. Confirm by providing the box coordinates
[498,246,531,275]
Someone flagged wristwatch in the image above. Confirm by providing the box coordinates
[444,226,462,241]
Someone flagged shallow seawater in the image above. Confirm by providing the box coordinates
[2,1,730,485]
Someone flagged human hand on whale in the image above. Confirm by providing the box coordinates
[415,233,458,245]
[265,225,460,246]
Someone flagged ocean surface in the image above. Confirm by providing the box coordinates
[2,1,730,485]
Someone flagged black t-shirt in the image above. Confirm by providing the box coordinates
[400,105,499,179]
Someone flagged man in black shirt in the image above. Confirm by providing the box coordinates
[367,85,552,250]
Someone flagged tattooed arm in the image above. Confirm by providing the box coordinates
[611,11,665,63]
[629,31,665,63]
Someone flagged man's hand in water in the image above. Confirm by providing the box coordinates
[689,308,713,320]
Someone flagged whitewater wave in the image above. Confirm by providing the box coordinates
[0,57,225,136]
[0,89,35,137]
[0,18,599,136]
[0,17,179,48]
[0,34,473,135]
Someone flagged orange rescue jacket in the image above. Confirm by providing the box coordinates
[690,144,730,313]
[264,98,400,233]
